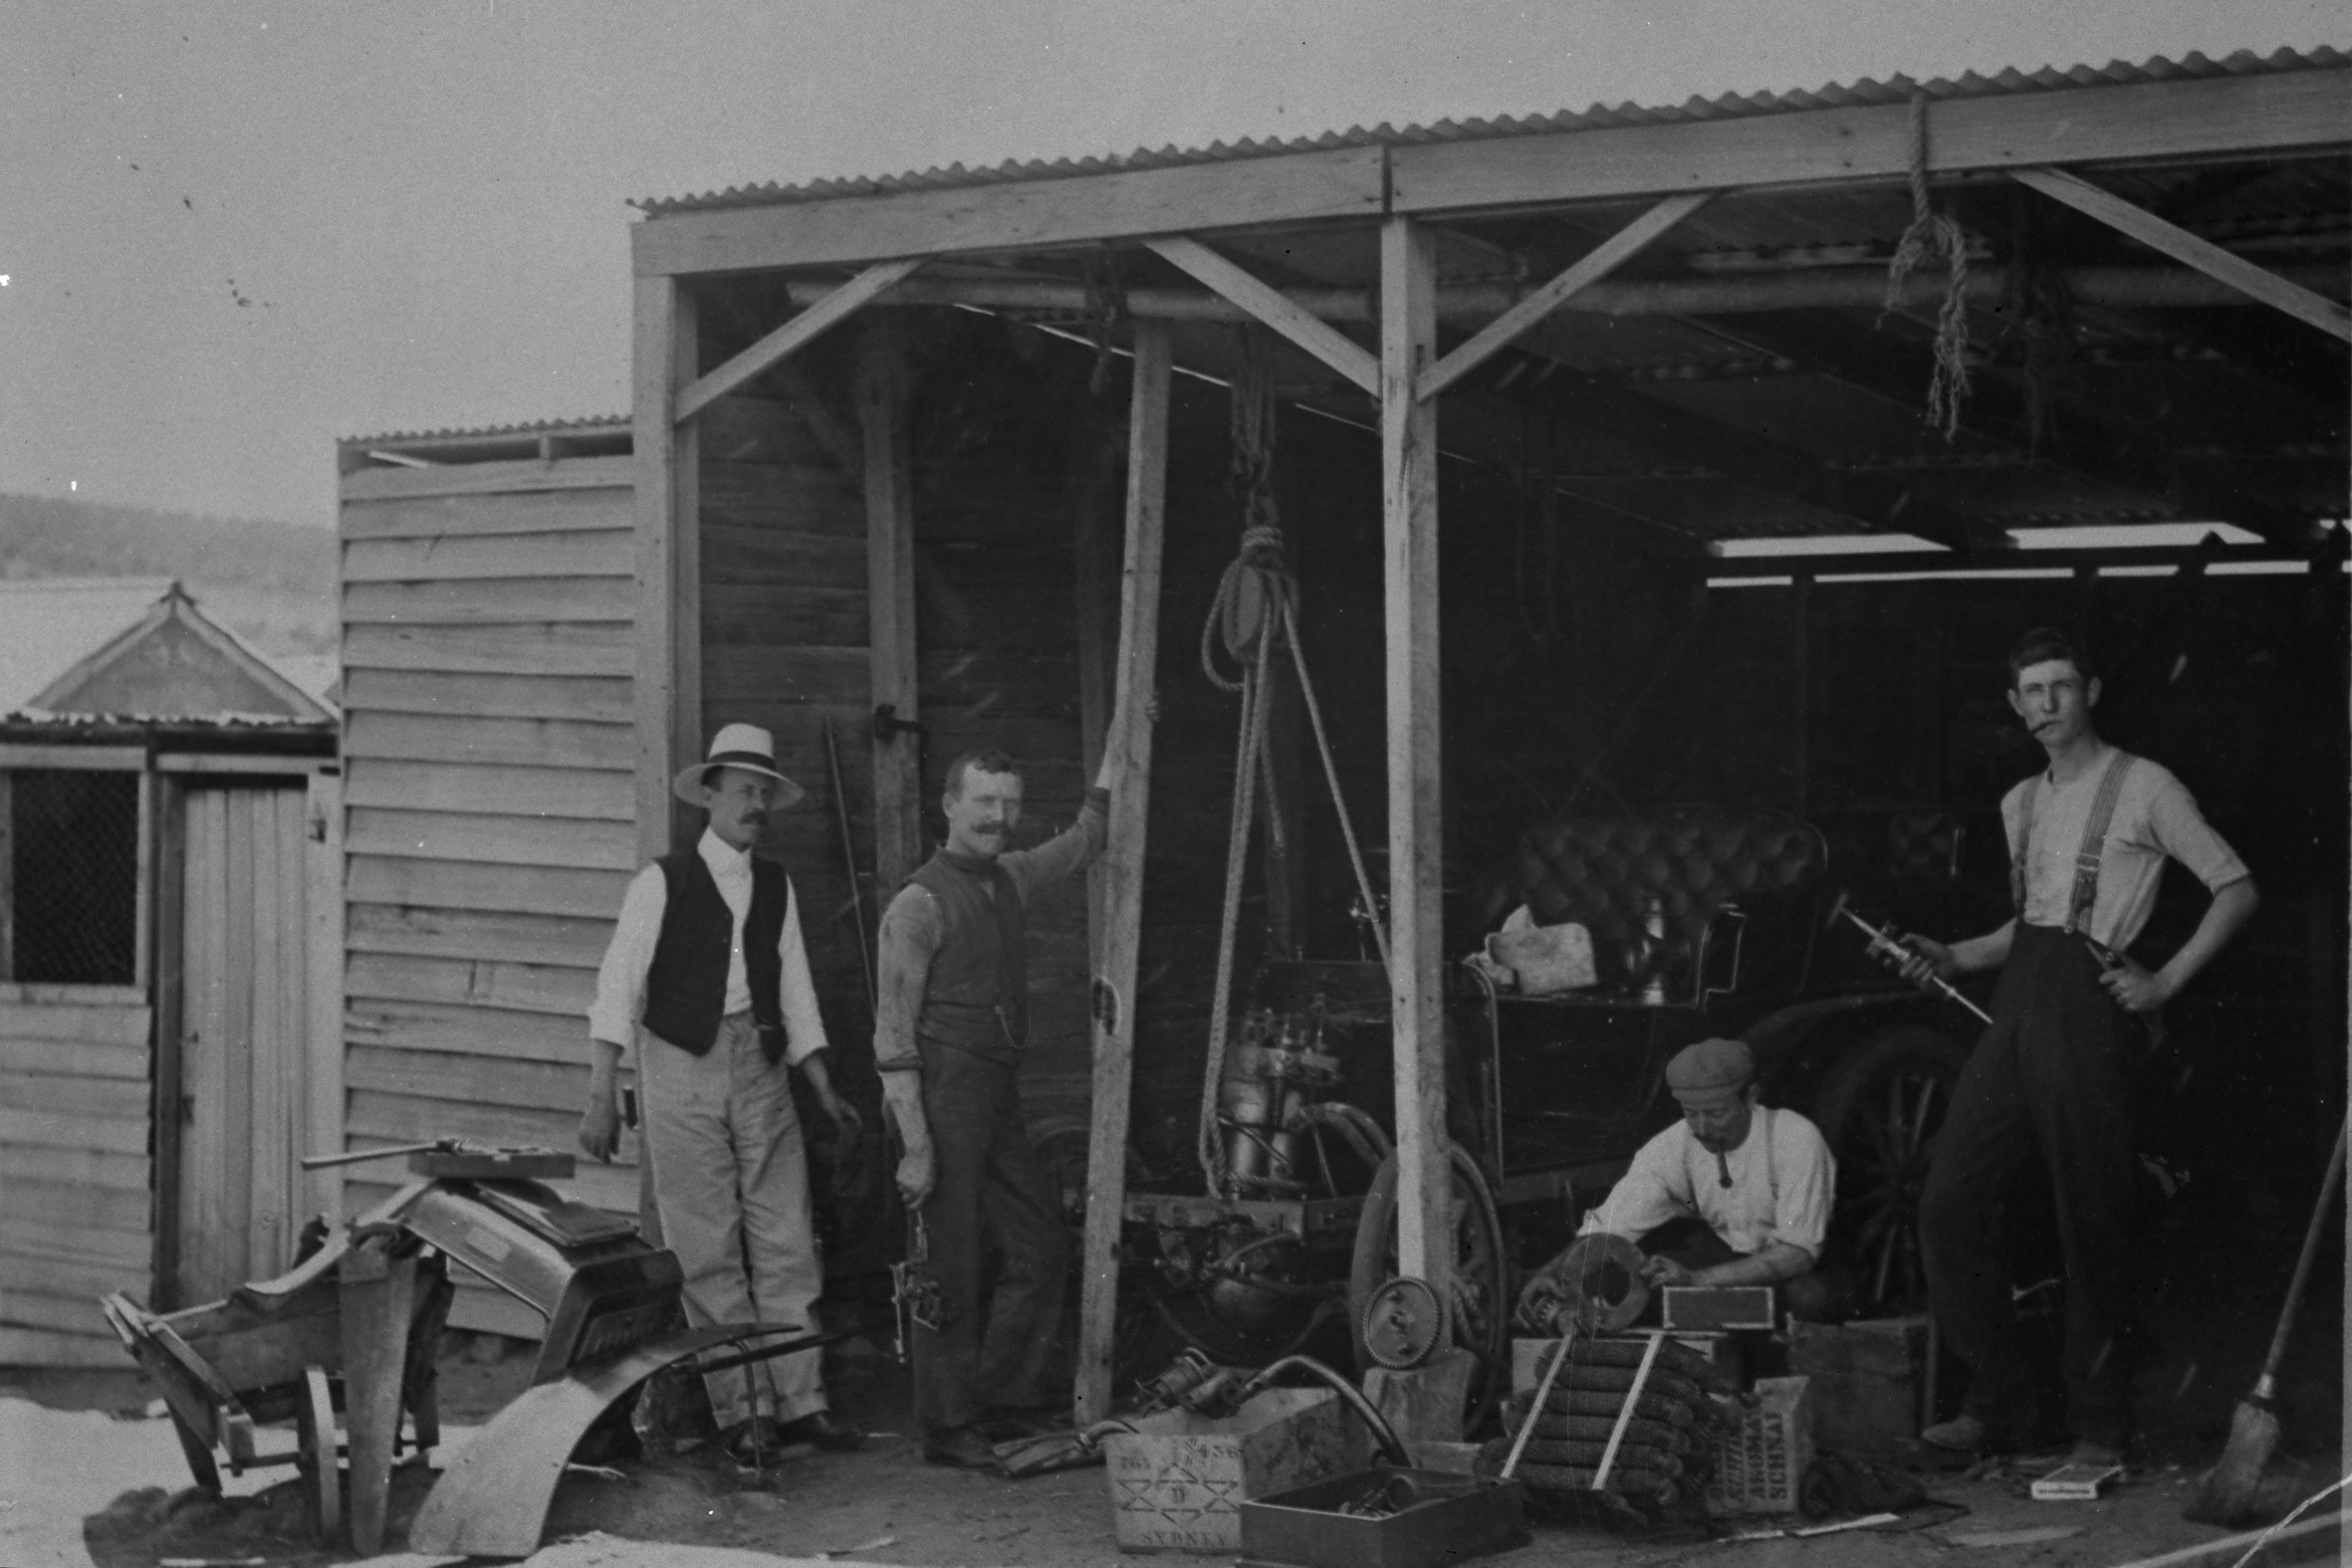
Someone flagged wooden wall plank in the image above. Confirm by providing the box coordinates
[344,623,636,680]
[0,1326,126,1366]
[346,951,594,1017]
[182,786,231,1303]
[347,1044,586,1112]
[0,1072,148,1118]
[346,807,637,871]
[0,1106,149,1155]
[0,1143,148,1192]
[701,585,869,648]
[221,788,258,1291]
[701,463,864,535]
[342,456,634,504]
[7,1174,149,1232]
[347,1089,578,1148]
[701,524,870,589]
[0,1289,115,1337]
[306,774,347,1221]
[346,999,591,1064]
[632,143,1388,274]
[345,759,634,822]
[344,529,636,583]
[346,855,631,920]
[0,999,153,1046]
[342,484,633,542]
[344,577,635,626]
[347,903,610,971]
[343,669,632,724]
[0,1214,151,1269]
[346,712,632,771]
[4,1241,149,1300]
[0,1038,146,1080]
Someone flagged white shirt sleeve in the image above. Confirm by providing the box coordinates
[774,875,829,1067]
[1579,1125,1694,1240]
[1770,1112,1836,1259]
[588,864,667,1056]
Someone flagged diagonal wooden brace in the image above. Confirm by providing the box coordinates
[1147,236,1381,394]
[2011,166,2350,344]
[1419,191,1714,401]
[676,258,926,422]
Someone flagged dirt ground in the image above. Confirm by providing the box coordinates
[7,1135,2341,1568]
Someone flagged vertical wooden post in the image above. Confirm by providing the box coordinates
[860,325,923,894]
[634,277,701,863]
[305,771,346,1224]
[1791,573,1812,815]
[1073,321,1170,1426]
[1073,398,1125,967]
[0,769,13,981]
[1380,217,1449,1294]
[150,776,185,1308]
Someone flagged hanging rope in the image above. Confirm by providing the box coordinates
[1882,90,1973,441]
[1194,332,1390,1193]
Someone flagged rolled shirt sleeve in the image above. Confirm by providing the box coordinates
[1768,1113,1835,1260]
[873,885,943,1072]
[588,863,667,1057]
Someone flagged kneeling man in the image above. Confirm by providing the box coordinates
[1520,1037,1843,1325]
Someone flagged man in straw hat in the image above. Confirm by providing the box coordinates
[581,722,866,1458]
[1517,1036,1845,1327]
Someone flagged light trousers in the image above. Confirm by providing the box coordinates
[638,1012,826,1427]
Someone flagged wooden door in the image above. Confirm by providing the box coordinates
[175,782,313,1302]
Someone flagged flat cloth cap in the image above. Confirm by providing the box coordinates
[1665,1037,1754,1106]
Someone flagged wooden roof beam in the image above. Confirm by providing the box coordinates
[1144,237,1379,394]
[674,259,924,424]
[2011,166,2352,344]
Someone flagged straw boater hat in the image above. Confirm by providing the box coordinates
[672,723,806,807]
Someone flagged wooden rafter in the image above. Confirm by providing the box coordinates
[1145,237,1380,394]
[2011,167,2352,345]
[674,259,924,424]
[1418,192,1713,402]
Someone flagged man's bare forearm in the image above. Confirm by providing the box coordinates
[1692,1240,1813,1288]
[2155,877,2258,1002]
[880,1071,929,1152]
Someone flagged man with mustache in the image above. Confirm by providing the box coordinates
[1515,1037,1844,1328]
[874,744,1119,1469]
[1899,627,2256,1468]
[580,723,865,1460]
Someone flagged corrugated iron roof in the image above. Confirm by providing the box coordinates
[634,47,2349,217]
[340,414,628,447]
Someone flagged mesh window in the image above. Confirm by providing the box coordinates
[9,770,139,986]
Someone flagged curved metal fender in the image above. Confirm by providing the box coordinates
[407,1323,776,1558]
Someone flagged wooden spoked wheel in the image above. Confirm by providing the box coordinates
[1345,1141,1509,1434]
[296,1365,343,1547]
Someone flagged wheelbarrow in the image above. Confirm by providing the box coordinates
[101,1208,453,1554]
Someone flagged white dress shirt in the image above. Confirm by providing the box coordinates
[588,828,829,1066]
[1578,1106,1835,1259]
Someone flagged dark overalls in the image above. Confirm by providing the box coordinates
[1919,753,2150,1448]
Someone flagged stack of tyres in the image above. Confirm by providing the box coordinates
[1474,1336,1743,1527]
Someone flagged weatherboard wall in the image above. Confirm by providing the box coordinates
[337,452,640,1336]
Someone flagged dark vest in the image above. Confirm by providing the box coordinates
[642,848,788,1059]
[908,848,1027,1065]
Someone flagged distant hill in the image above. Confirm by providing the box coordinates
[0,493,335,662]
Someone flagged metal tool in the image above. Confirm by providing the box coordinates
[891,1213,944,1364]
[1827,891,1994,1025]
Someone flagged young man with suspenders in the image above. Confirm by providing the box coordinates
[1901,628,2258,1466]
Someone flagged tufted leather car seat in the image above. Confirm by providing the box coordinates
[1487,806,1828,998]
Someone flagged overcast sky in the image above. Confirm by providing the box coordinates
[3,0,2340,527]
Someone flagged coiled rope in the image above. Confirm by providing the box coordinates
[1194,333,1389,1193]
[1882,90,1972,440]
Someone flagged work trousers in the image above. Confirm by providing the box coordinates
[638,1012,826,1429]
[1638,1218,1851,1323]
[911,1041,1071,1438]
[1919,924,2144,1447]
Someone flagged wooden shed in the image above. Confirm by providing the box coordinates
[611,47,2348,1423]
[0,578,338,1363]
[332,419,645,1336]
